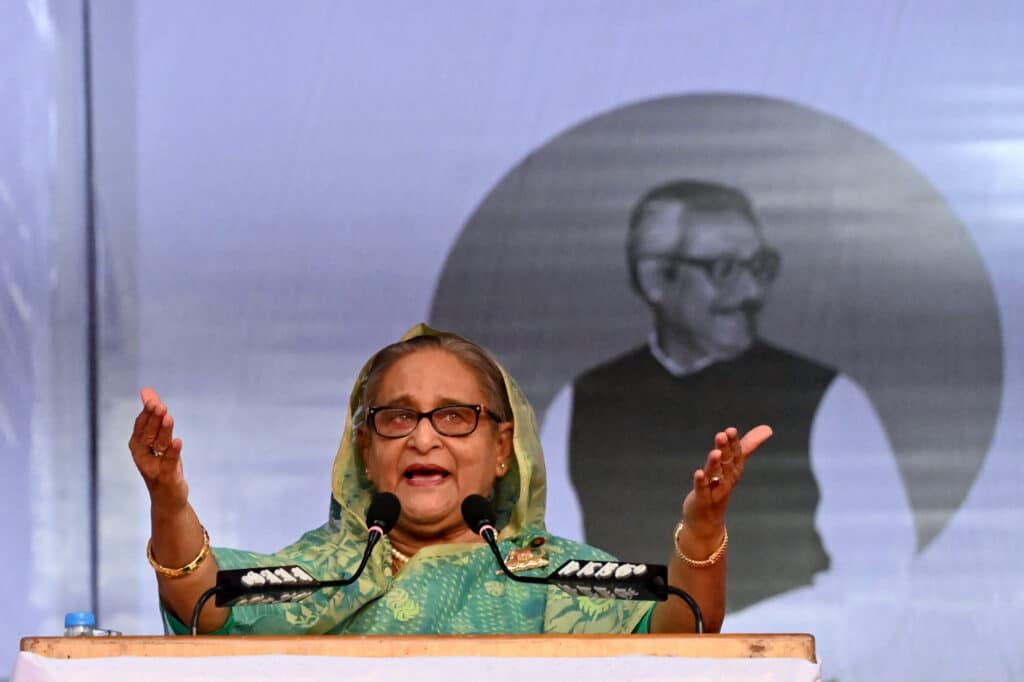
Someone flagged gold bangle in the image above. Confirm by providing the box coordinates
[147,526,210,578]
[673,521,727,568]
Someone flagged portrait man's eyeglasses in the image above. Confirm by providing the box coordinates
[367,404,502,438]
[644,248,781,287]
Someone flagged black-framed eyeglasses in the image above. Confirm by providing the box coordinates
[367,404,503,438]
[644,248,781,287]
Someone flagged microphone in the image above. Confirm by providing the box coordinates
[461,495,547,585]
[188,492,401,635]
[461,494,704,633]
[363,491,402,550]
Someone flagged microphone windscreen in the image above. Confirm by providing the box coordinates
[461,494,496,535]
[365,492,401,533]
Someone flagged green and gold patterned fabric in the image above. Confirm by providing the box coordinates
[164,324,653,635]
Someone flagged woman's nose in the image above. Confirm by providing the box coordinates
[407,416,441,451]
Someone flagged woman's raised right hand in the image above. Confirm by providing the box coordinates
[128,387,189,512]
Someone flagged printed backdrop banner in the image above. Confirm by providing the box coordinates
[2,2,1022,681]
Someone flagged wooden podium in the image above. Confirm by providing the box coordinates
[16,634,819,682]
[22,633,814,659]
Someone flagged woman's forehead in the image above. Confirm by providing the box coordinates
[374,348,487,405]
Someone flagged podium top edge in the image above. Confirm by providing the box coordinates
[21,633,816,662]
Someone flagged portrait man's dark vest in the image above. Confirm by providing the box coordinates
[570,341,833,611]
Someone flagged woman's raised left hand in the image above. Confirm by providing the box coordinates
[681,425,773,537]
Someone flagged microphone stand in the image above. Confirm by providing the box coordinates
[188,524,389,635]
[652,578,704,634]
[477,523,704,633]
[189,585,222,636]
[463,494,705,633]
[478,525,548,586]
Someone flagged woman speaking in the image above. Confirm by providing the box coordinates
[128,325,771,635]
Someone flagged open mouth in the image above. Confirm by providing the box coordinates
[402,464,451,485]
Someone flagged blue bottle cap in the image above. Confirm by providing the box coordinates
[64,611,97,627]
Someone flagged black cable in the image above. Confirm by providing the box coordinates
[663,583,704,634]
[189,586,222,636]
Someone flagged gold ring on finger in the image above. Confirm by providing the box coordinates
[709,475,722,488]
[149,445,165,457]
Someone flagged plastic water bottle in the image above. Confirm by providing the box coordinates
[63,611,122,637]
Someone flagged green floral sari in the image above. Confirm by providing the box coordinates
[165,325,653,635]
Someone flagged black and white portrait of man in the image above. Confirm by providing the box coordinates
[431,94,1002,679]
[540,178,915,611]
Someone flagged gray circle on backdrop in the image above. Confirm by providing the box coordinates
[430,93,1002,551]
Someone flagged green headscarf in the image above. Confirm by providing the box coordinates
[165,324,652,635]
[332,323,547,541]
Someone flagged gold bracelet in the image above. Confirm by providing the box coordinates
[147,526,210,578]
[673,521,728,568]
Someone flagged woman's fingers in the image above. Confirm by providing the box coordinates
[131,400,159,445]
[131,388,175,454]
[693,465,715,501]
[160,438,185,478]
[139,404,167,448]
[129,388,184,477]
[130,396,161,459]
[128,388,190,511]
[699,424,770,498]
[702,435,732,485]
[715,427,741,462]
[684,426,774,530]
[702,447,721,485]
[140,386,161,404]
[739,425,773,459]
[131,401,152,438]
[150,413,175,456]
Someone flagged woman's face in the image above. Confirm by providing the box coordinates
[361,348,513,539]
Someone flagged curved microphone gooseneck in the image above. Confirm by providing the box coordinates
[462,494,705,633]
[189,585,222,637]
[460,495,548,585]
[358,491,403,577]
[189,491,402,635]
[653,578,705,634]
